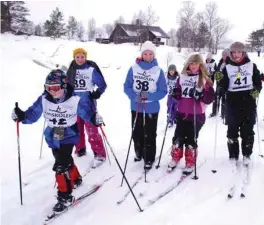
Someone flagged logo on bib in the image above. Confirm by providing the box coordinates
[49,106,67,113]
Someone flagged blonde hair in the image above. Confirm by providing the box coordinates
[181,54,212,88]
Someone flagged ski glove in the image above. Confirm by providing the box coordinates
[12,107,25,122]
[90,89,102,100]
[250,88,259,99]
[171,88,181,100]
[136,91,148,103]
[214,72,224,81]
[189,87,204,101]
[91,113,104,127]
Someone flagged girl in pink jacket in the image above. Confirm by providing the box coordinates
[168,54,215,173]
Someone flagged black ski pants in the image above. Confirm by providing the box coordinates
[226,107,256,159]
[132,110,158,164]
[172,117,203,149]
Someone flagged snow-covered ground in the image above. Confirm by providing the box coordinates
[1,34,264,225]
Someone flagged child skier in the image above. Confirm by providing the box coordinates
[205,53,217,83]
[215,42,262,166]
[209,48,230,119]
[67,48,107,166]
[166,64,179,127]
[168,54,215,173]
[11,69,102,214]
[124,41,167,170]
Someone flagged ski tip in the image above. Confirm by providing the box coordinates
[240,193,246,198]
[227,194,233,199]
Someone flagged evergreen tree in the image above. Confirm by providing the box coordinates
[44,7,66,39]
[67,16,78,39]
[1,1,29,33]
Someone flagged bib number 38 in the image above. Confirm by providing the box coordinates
[135,80,149,91]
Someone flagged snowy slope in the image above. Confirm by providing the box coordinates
[1,34,264,225]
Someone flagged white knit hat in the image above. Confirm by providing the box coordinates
[141,41,156,56]
[206,53,213,59]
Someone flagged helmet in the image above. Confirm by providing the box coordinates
[45,69,67,92]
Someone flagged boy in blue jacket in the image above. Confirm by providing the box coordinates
[12,69,102,214]
[124,41,167,170]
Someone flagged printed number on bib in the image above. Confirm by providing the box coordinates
[49,118,67,126]
[75,79,86,88]
[168,85,173,94]
[135,80,149,91]
[182,87,191,97]
[234,77,247,86]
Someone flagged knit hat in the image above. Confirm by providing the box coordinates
[206,53,213,59]
[230,42,245,52]
[141,41,156,56]
[73,48,87,58]
[222,48,230,57]
[168,64,176,71]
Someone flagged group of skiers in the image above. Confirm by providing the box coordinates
[11,40,263,214]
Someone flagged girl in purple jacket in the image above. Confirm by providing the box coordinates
[168,54,215,173]
[166,64,179,127]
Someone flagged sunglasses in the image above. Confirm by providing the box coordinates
[45,84,61,92]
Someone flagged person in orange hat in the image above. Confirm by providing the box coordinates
[67,48,107,167]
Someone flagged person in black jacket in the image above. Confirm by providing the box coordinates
[209,49,230,119]
[215,42,262,166]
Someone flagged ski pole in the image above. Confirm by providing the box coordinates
[92,99,111,164]
[121,101,140,186]
[212,90,221,173]
[156,103,173,169]
[102,132,112,166]
[99,126,143,212]
[256,98,263,158]
[15,102,23,205]
[193,85,199,180]
[39,120,46,159]
[142,100,148,182]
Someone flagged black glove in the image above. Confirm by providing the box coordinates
[90,90,102,100]
[189,87,204,100]
[12,107,26,122]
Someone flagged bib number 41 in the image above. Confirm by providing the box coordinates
[234,77,247,86]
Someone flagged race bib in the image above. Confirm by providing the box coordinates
[167,79,177,95]
[42,96,80,128]
[132,64,160,93]
[74,67,94,92]
[179,75,199,98]
[227,62,253,92]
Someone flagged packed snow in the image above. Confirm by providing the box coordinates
[1,34,264,225]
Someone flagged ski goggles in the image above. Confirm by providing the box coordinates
[45,84,61,92]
